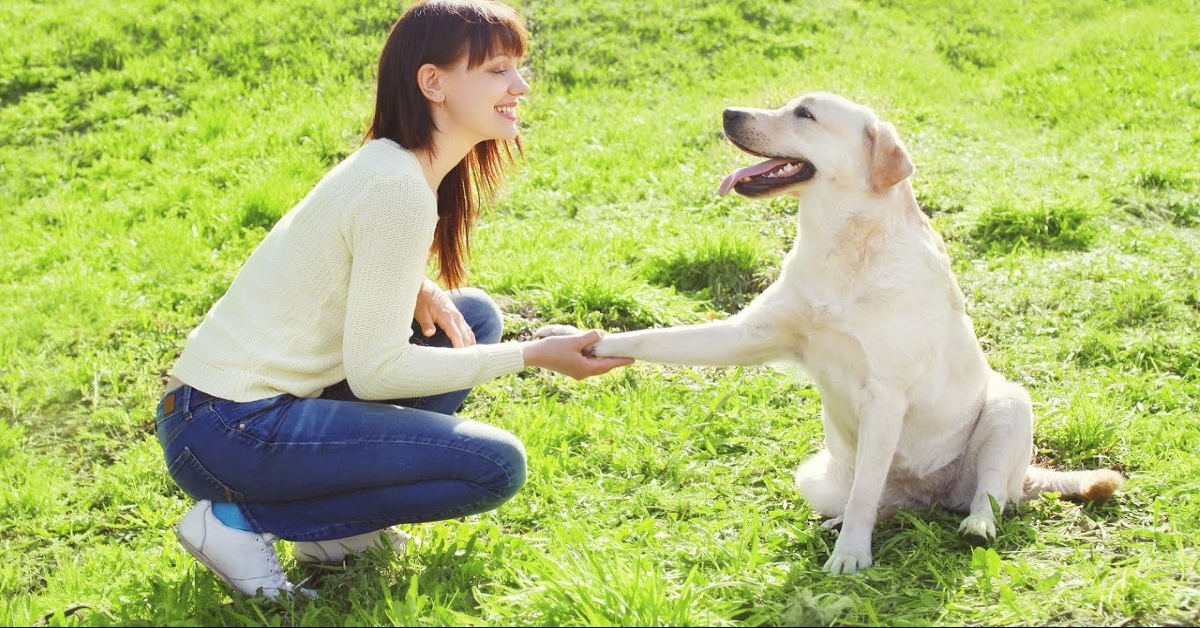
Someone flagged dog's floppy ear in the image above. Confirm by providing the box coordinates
[865,120,913,194]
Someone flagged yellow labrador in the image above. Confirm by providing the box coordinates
[540,92,1123,574]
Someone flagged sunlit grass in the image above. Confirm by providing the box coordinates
[3,0,1200,625]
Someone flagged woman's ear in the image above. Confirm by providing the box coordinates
[416,63,445,104]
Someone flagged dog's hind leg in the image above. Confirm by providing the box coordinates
[795,448,852,521]
[956,373,1034,543]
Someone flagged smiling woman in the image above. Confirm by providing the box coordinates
[152,0,632,602]
[368,0,529,288]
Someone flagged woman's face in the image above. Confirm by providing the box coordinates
[434,53,530,143]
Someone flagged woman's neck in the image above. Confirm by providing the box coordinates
[412,131,476,193]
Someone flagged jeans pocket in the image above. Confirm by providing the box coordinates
[209,394,291,444]
[167,446,246,503]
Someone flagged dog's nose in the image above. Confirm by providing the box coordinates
[723,108,744,124]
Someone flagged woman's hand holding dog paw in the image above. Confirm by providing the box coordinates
[522,329,633,379]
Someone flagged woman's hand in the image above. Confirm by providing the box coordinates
[414,279,475,348]
[521,329,634,379]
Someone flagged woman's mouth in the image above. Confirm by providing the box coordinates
[495,104,517,120]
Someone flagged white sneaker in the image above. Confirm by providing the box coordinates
[175,500,316,600]
[293,528,410,564]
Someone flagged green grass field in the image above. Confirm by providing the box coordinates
[3,0,1199,625]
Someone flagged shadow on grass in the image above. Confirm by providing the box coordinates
[753,493,1131,626]
[92,524,508,626]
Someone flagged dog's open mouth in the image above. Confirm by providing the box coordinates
[717,157,815,197]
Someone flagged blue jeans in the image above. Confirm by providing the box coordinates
[154,288,527,542]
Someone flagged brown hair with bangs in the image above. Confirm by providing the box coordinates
[367,0,528,289]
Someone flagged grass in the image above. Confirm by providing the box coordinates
[2,0,1200,625]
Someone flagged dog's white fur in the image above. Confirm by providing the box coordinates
[539,92,1122,574]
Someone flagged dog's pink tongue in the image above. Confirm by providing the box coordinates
[717,159,792,197]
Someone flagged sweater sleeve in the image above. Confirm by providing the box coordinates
[341,174,525,400]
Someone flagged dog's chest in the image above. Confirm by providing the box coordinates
[782,279,904,357]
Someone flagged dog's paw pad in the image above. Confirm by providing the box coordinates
[958,515,996,545]
[533,324,582,339]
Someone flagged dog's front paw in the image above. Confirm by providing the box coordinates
[823,538,872,575]
[533,324,583,339]
[587,336,619,358]
[957,513,997,545]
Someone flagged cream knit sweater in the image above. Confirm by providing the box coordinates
[173,138,526,402]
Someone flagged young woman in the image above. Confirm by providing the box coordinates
[154,0,632,600]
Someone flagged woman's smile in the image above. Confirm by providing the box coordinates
[495,102,518,120]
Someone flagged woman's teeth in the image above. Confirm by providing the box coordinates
[496,106,515,116]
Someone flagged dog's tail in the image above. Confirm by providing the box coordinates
[1023,466,1125,501]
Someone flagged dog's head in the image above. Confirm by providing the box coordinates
[718,92,913,200]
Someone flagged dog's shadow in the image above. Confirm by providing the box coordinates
[771,496,1127,625]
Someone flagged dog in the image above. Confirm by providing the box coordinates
[538,92,1124,574]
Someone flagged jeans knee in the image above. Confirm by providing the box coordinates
[483,428,527,501]
[450,288,504,345]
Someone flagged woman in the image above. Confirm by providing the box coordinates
[154,0,632,600]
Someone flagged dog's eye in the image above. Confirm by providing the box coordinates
[794,106,815,121]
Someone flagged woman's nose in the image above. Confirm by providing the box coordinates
[510,70,531,96]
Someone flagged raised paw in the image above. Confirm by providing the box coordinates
[823,538,872,575]
[958,513,997,545]
[533,324,583,339]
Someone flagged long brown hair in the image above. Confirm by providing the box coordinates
[366,0,528,289]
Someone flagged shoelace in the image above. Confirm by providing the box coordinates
[255,535,286,585]
[257,534,319,600]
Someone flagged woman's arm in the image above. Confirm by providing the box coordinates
[341,175,521,399]
[341,175,630,400]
